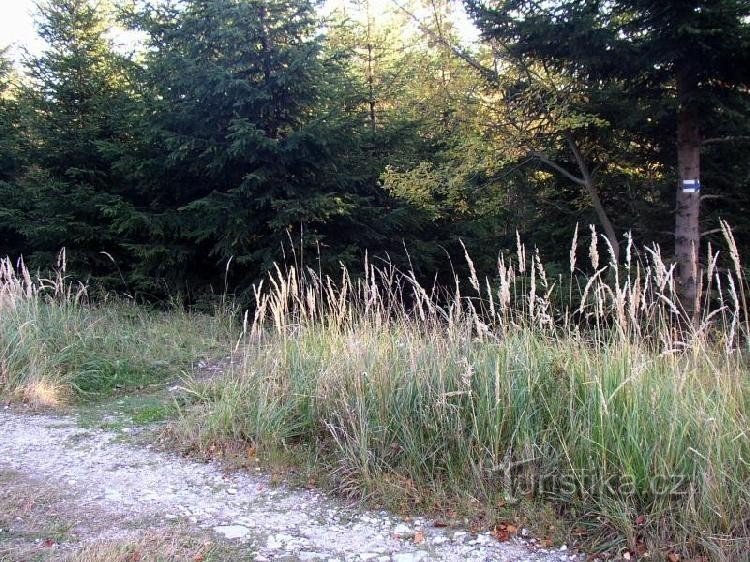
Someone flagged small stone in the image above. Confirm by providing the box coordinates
[560,545,568,551]
[476,534,491,544]
[452,531,468,541]
[227,488,238,495]
[359,554,378,561]
[392,553,427,562]
[432,535,449,545]
[266,535,282,549]
[213,525,250,539]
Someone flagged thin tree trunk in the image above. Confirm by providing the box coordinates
[530,144,620,263]
[675,69,701,321]
[583,178,620,263]
[567,136,620,262]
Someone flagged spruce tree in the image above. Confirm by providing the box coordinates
[466,0,750,316]
[0,49,25,256]
[0,49,19,186]
[3,0,135,278]
[127,0,401,289]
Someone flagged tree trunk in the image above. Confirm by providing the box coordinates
[675,70,701,321]
[567,136,620,262]
[583,178,620,264]
[366,2,376,131]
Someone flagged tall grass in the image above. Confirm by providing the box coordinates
[0,251,233,405]
[174,227,750,559]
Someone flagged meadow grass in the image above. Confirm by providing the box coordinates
[171,226,749,560]
[1,230,748,559]
[0,252,233,405]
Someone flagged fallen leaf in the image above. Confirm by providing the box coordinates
[668,554,680,562]
[432,519,448,528]
[414,531,425,544]
[493,528,510,542]
[635,514,646,525]
[492,522,518,542]
[42,538,55,548]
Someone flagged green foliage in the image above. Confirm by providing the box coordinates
[463,0,750,257]
[115,0,413,293]
[1,0,749,298]
[0,0,138,281]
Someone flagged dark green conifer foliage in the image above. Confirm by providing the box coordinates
[122,0,402,292]
[465,0,750,309]
[1,0,135,279]
[0,49,25,256]
[0,50,19,186]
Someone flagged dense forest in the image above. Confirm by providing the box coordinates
[1,0,749,304]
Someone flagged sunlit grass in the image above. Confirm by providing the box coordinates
[172,227,749,559]
[0,252,234,404]
[1,229,748,559]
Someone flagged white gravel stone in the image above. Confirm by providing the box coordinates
[213,524,250,539]
[392,552,428,562]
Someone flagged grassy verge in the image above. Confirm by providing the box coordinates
[169,232,750,561]
[0,257,233,407]
[172,324,749,559]
[2,230,749,560]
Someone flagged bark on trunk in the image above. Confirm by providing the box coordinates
[583,178,620,264]
[675,70,701,321]
[567,136,620,263]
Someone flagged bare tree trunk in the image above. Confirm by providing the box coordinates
[583,178,620,263]
[567,136,620,263]
[675,70,701,321]
[529,141,620,263]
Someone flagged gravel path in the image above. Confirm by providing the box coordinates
[0,410,580,562]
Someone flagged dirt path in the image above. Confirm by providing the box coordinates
[0,410,580,562]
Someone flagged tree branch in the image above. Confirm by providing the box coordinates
[388,0,501,82]
[702,135,750,145]
[528,151,586,185]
